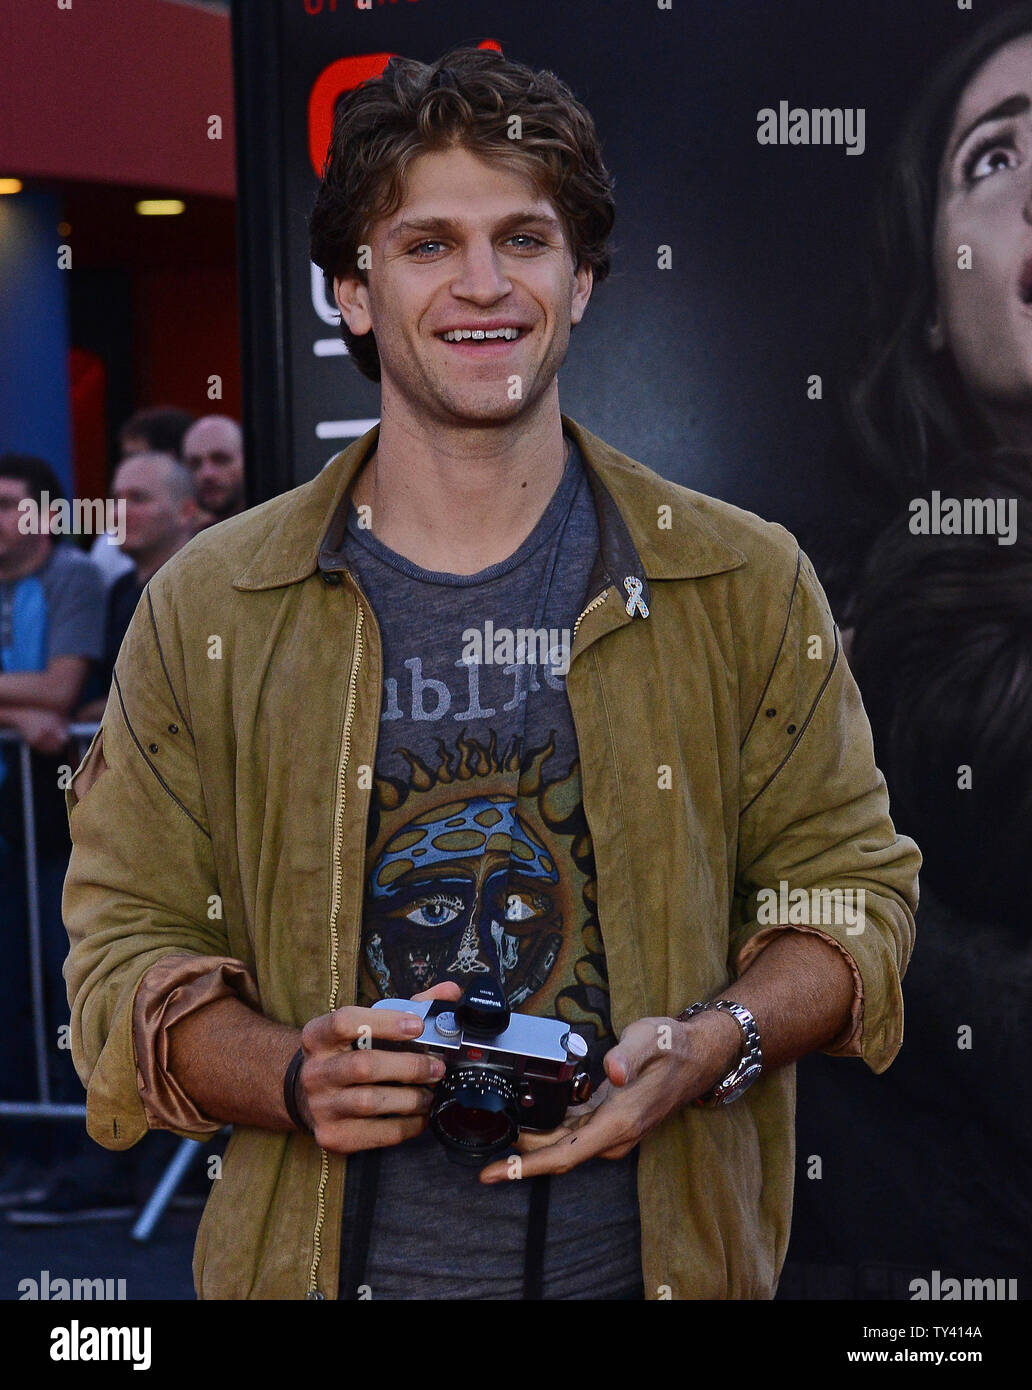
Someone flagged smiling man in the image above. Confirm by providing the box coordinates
[62,47,920,1301]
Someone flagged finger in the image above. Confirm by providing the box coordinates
[480,1102,633,1182]
[307,1048,445,1091]
[566,1079,612,1119]
[513,1126,571,1154]
[325,1083,434,1121]
[412,981,463,1004]
[506,1080,612,1155]
[302,1003,426,1053]
[604,1019,666,1087]
[314,1114,428,1155]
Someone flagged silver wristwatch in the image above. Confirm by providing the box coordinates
[677,999,763,1107]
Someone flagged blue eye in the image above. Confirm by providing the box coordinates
[404,894,463,927]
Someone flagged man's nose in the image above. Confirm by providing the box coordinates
[450,242,513,302]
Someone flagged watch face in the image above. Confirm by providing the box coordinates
[715,1062,763,1105]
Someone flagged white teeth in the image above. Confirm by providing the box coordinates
[441,327,521,342]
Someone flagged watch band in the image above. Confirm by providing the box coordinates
[677,999,764,1107]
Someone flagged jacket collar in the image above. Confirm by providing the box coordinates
[232,415,745,593]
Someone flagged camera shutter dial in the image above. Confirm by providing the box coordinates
[433,1011,461,1039]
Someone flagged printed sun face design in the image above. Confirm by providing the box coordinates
[364,795,563,1005]
[358,731,612,1062]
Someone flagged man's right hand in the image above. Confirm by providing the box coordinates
[296,981,462,1154]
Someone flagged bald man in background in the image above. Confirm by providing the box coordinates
[182,415,246,528]
[75,453,199,724]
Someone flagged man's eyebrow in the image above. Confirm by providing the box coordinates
[949,93,1030,162]
[385,211,563,244]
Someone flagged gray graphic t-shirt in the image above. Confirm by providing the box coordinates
[338,436,642,1299]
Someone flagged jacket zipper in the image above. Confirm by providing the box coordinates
[307,596,365,1299]
[572,587,610,646]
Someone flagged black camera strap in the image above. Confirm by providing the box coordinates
[521,1174,552,1300]
[339,1148,381,1300]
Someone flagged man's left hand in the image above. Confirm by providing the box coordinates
[478,1011,742,1183]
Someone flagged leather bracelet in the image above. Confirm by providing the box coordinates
[283,1047,313,1135]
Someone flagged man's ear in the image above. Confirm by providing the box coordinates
[926,303,946,353]
[570,262,594,328]
[334,273,373,337]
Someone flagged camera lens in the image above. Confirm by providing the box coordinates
[430,1068,520,1165]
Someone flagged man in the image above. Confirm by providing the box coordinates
[75,452,198,725]
[0,454,104,1165]
[181,415,246,527]
[0,457,104,756]
[63,48,919,1300]
[92,406,197,590]
[5,451,208,1225]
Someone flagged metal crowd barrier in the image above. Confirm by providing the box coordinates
[0,721,98,1122]
[0,722,221,1240]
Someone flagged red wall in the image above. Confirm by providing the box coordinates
[134,266,242,422]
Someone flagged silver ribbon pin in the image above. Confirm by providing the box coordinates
[623,575,649,618]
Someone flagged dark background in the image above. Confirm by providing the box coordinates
[4,0,1020,1306]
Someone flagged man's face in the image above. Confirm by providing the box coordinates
[112,457,187,558]
[335,145,593,427]
[930,36,1032,417]
[0,479,43,566]
[182,419,245,518]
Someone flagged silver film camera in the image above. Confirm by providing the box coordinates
[372,981,593,1166]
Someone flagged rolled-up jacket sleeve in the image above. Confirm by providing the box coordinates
[730,550,921,1074]
[62,581,252,1149]
[132,954,261,1133]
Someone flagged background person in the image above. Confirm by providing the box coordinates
[181,415,246,528]
[812,0,1032,624]
[0,454,105,1204]
[4,451,209,1225]
[92,407,198,589]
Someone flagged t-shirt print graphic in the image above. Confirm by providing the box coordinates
[357,729,613,1072]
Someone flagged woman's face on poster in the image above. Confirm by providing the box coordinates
[930,35,1032,422]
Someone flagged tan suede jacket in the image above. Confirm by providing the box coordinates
[62,415,920,1300]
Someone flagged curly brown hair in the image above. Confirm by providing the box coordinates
[308,45,616,382]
